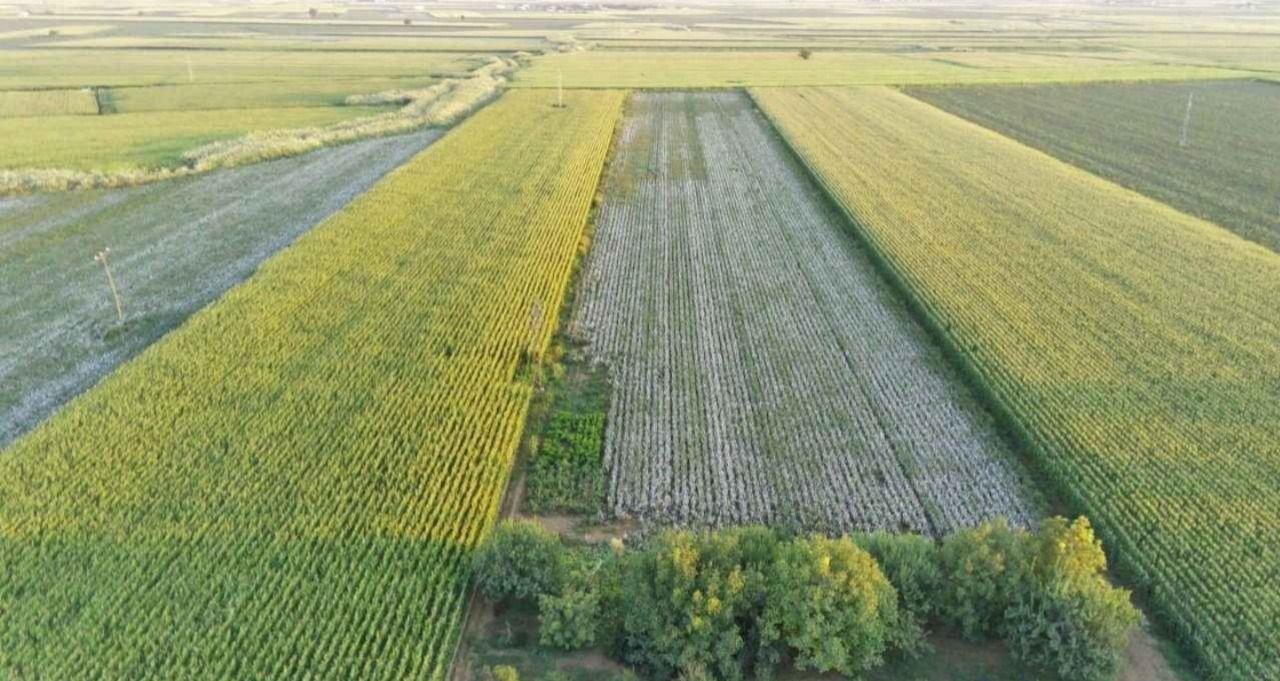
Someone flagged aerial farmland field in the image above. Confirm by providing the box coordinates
[0,129,441,448]
[907,79,1280,253]
[0,104,392,170]
[2,1,1278,681]
[576,91,1035,535]
[0,88,622,678]
[0,87,98,117]
[754,85,1280,681]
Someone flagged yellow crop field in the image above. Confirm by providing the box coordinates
[0,88,624,680]
[0,88,99,117]
[511,51,1250,89]
[753,86,1280,681]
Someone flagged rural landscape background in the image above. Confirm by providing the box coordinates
[0,1,1277,680]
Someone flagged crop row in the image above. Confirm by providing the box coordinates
[0,89,624,680]
[0,88,99,117]
[907,79,1280,253]
[753,86,1280,681]
[574,91,1035,536]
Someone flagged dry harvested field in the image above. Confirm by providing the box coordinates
[574,91,1035,536]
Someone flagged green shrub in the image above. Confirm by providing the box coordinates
[762,535,901,677]
[527,457,605,514]
[537,558,601,650]
[593,542,629,658]
[937,518,1030,640]
[856,531,940,621]
[473,520,565,604]
[609,671,641,681]
[539,412,606,466]
[531,520,1133,681]
[491,665,519,681]
[619,529,764,681]
[1004,518,1139,681]
[527,411,606,514]
[675,664,715,681]
[856,531,939,653]
[539,587,600,650]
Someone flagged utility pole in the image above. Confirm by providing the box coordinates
[1179,91,1195,148]
[94,248,124,323]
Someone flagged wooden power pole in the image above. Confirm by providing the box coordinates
[94,247,124,323]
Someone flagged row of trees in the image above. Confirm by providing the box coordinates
[473,517,1138,681]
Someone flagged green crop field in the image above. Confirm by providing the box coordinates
[906,79,1280,253]
[0,47,477,174]
[0,88,623,679]
[754,85,1280,681]
[107,77,439,113]
[0,105,389,171]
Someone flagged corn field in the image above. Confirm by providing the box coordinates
[0,89,624,680]
[574,92,1035,537]
[754,86,1280,681]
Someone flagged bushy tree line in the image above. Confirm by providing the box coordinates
[472,517,1137,681]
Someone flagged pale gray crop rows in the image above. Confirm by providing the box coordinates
[0,129,440,448]
[574,92,1035,536]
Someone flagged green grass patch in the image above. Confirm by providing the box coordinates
[525,364,610,516]
[0,104,390,170]
[109,77,439,113]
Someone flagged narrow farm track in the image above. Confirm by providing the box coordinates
[0,89,624,680]
[0,129,440,449]
[575,91,1035,535]
[754,86,1280,681]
